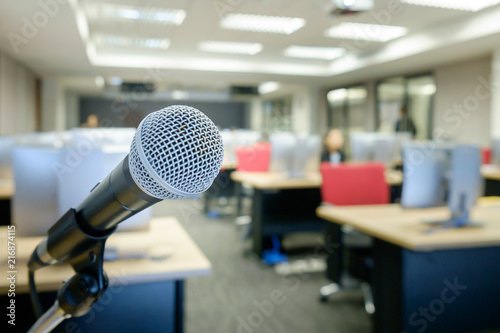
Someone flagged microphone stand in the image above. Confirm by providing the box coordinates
[27,209,114,333]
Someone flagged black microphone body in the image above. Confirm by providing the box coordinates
[76,155,160,233]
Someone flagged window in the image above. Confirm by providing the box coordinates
[376,74,435,140]
[327,85,369,152]
[262,97,292,133]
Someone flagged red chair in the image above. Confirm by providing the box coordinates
[318,162,389,314]
[320,162,390,206]
[236,143,271,172]
[482,148,492,165]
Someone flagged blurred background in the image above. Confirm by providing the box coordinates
[1,1,500,333]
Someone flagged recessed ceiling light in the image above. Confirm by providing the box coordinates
[93,4,186,25]
[221,14,305,34]
[171,90,190,100]
[284,46,346,60]
[400,0,500,12]
[198,41,263,55]
[96,35,170,49]
[325,22,408,42]
[95,76,105,88]
[258,82,281,94]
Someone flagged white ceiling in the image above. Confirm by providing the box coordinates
[0,0,499,93]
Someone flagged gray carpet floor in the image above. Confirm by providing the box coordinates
[153,199,371,333]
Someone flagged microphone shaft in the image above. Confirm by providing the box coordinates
[76,155,160,233]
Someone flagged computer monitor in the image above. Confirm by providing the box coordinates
[401,142,482,228]
[269,133,296,173]
[289,135,321,178]
[269,133,321,178]
[350,132,412,164]
[448,145,481,224]
[350,133,374,162]
[13,131,151,237]
[492,138,500,165]
[401,142,450,208]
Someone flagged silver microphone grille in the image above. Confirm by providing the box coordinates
[129,105,224,199]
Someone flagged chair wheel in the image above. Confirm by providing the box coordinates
[319,295,328,303]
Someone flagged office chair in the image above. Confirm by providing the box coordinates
[319,162,390,314]
[482,147,491,165]
[235,142,271,172]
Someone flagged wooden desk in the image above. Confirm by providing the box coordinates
[0,179,14,200]
[231,169,403,190]
[230,170,403,257]
[0,218,211,333]
[221,161,238,170]
[481,164,500,181]
[317,204,500,333]
[231,171,322,190]
[317,204,500,251]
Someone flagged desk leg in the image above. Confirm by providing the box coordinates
[175,280,185,333]
[235,182,242,217]
[203,193,210,215]
[252,189,271,257]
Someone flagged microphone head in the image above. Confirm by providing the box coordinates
[129,105,224,199]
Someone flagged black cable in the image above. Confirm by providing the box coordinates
[28,263,44,318]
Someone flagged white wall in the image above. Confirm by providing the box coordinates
[491,48,500,139]
[434,57,492,146]
[0,52,37,135]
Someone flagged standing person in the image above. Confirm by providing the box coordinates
[322,128,346,164]
[396,106,417,137]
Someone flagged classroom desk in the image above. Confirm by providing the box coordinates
[230,170,404,257]
[0,218,211,333]
[481,164,500,196]
[231,172,325,257]
[317,204,500,333]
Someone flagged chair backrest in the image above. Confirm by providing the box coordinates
[236,142,271,172]
[482,148,491,165]
[320,162,390,206]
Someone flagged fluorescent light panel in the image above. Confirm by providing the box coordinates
[400,0,500,12]
[326,22,407,42]
[96,4,186,25]
[198,41,263,55]
[258,82,280,94]
[96,35,170,49]
[284,46,345,60]
[221,14,305,34]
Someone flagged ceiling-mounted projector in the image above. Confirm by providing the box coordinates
[325,0,374,17]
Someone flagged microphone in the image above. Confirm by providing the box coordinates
[30,105,224,267]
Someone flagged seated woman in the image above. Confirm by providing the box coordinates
[321,128,346,164]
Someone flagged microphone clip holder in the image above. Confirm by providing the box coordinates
[28,208,116,333]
